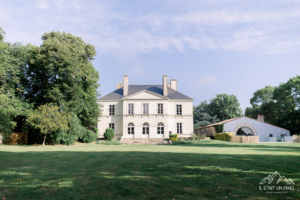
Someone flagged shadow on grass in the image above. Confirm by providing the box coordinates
[174,141,300,151]
[0,149,299,200]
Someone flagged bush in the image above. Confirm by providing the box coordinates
[169,134,178,142]
[82,129,98,143]
[104,128,115,141]
[173,140,212,145]
[215,132,234,141]
[97,140,122,145]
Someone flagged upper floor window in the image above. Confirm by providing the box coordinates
[128,104,134,115]
[177,123,182,134]
[143,103,149,114]
[109,105,115,115]
[158,104,163,114]
[176,105,182,115]
[109,123,114,131]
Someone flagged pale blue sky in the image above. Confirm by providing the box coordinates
[1,0,300,111]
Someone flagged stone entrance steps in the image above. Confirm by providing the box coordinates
[121,138,172,145]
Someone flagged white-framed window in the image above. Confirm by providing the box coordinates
[157,123,164,134]
[176,105,182,115]
[128,123,134,134]
[109,123,114,131]
[143,123,149,134]
[109,105,115,115]
[158,103,163,114]
[128,104,134,115]
[177,123,182,134]
[143,103,149,114]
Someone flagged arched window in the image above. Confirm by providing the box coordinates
[143,123,149,135]
[157,123,164,134]
[128,123,134,135]
[237,127,254,136]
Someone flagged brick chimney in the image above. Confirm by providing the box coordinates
[163,75,168,96]
[257,114,264,122]
[170,79,177,91]
[116,83,123,89]
[123,75,128,96]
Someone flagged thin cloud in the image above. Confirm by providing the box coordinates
[1,0,300,54]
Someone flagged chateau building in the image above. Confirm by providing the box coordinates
[97,75,194,139]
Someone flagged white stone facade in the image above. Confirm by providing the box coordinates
[97,76,194,139]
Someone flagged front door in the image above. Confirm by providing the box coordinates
[128,123,134,138]
[143,123,149,138]
[157,123,164,138]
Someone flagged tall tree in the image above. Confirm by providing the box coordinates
[271,76,300,134]
[246,86,276,122]
[209,94,242,121]
[193,101,218,128]
[0,27,31,134]
[25,31,101,128]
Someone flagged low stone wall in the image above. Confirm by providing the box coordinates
[293,135,300,143]
[231,136,259,143]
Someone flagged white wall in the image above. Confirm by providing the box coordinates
[97,97,194,139]
[223,117,290,137]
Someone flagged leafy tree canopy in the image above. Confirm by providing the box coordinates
[193,101,218,129]
[25,31,101,127]
[27,104,70,146]
[209,94,242,121]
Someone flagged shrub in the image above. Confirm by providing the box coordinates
[82,129,98,143]
[173,140,212,145]
[97,140,122,145]
[104,128,115,141]
[215,132,234,141]
[169,134,178,142]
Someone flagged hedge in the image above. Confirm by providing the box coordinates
[215,132,235,141]
[169,134,178,142]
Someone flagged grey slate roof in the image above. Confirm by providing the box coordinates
[98,85,193,100]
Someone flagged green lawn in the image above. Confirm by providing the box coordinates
[0,141,300,200]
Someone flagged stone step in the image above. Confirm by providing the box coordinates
[121,138,172,145]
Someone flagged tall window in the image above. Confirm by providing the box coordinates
[158,104,163,114]
[176,105,182,115]
[143,123,149,134]
[177,123,182,134]
[109,123,114,131]
[128,123,134,135]
[157,123,164,134]
[109,105,115,115]
[128,104,134,115]
[143,103,149,114]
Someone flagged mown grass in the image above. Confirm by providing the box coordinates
[0,141,300,199]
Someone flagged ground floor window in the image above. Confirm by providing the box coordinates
[157,123,164,134]
[128,123,134,135]
[177,123,182,134]
[109,123,114,131]
[143,123,149,134]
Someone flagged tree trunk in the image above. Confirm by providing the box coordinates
[43,134,46,147]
